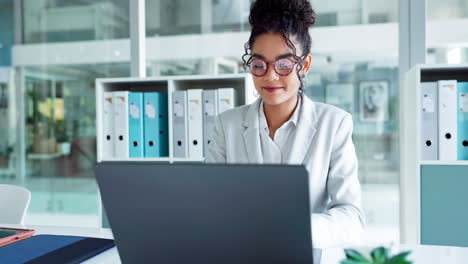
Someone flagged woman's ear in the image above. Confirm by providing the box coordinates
[301,54,313,75]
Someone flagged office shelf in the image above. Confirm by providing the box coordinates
[100,157,171,163]
[400,64,468,246]
[95,73,255,163]
[99,157,205,163]
[420,160,468,166]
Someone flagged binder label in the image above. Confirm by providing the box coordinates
[145,103,156,119]
[422,94,435,113]
[460,93,468,112]
[130,103,140,119]
[174,103,184,117]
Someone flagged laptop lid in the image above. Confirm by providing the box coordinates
[95,163,313,264]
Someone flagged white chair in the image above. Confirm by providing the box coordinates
[0,184,31,224]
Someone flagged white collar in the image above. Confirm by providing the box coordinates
[259,96,302,130]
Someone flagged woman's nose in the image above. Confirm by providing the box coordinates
[263,64,279,82]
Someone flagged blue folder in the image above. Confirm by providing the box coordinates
[158,93,169,157]
[143,92,168,157]
[128,92,145,158]
[458,82,468,160]
[0,234,114,264]
[143,92,160,157]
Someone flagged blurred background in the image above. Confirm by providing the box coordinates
[1,0,468,244]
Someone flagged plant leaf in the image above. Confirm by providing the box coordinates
[371,247,388,264]
[344,248,371,262]
[387,251,412,264]
[340,259,370,264]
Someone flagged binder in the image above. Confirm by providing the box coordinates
[158,93,169,157]
[217,88,236,114]
[143,92,160,157]
[128,92,144,158]
[102,92,115,159]
[0,234,114,264]
[172,91,189,158]
[113,91,129,159]
[187,89,204,159]
[421,82,438,160]
[438,80,458,161]
[202,90,218,156]
[144,92,169,157]
[458,82,468,160]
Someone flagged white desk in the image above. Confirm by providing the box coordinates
[3,224,468,264]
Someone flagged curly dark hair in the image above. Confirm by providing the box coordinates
[242,0,316,94]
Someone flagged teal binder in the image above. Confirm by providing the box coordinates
[458,82,468,160]
[143,92,159,157]
[128,92,144,158]
[158,93,169,157]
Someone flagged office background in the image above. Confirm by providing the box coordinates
[0,0,467,245]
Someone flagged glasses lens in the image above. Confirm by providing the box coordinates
[275,58,295,75]
[249,59,267,76]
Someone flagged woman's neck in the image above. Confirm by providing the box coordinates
[263,95,299,131]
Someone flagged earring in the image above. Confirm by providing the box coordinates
[301,74,306,79]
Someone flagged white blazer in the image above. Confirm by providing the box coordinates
[205,95,365,249]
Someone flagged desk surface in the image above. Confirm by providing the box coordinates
[2,224,468,264]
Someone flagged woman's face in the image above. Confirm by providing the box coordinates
[250,32,311,106]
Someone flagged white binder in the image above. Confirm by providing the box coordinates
[202,90,218,156]
[102,92,115,159]
[172,91,189,158]
[421,82,438,160]
[187,89,204,159]
[438,80,458,161]
[217,88,236,114]
[113,91,129,159]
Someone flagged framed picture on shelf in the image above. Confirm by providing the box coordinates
[325,83,355,114]
[359,80,389,122]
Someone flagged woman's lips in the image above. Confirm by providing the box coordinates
[263,86,283,93]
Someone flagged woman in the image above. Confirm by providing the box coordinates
[206,0,365,249]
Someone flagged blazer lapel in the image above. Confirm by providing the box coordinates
[287,96,317,164]
[242,98,263,163]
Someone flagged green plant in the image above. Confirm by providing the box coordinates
[54,119,69,143]
[341,247,412,264]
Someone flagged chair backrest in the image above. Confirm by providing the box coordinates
[0,184,31,224]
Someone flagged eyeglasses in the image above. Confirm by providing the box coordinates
[246,57,301,77]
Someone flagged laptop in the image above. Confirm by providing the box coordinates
[95,163,315,264]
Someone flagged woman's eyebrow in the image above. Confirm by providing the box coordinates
[251,53,265,59]
[251,53,294,60]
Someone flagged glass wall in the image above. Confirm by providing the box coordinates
[427,0,468,64]
[23,0,130,43]
[145,0,398,36]
[0,0,132,226]
[311,0,398,26]
[0,1,17,182]
[20,63,129,226]
[428,0,468,20]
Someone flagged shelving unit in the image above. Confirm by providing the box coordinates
[400,64,468,246]
[95,73,255,163]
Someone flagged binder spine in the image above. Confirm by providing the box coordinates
[172,91,188,158]
[438,80,458,161]
[128,92,144,158]
[458,82,468,160]
[421,82,438,160]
